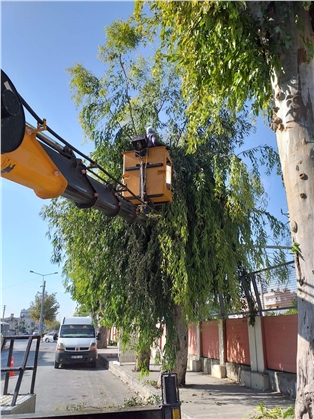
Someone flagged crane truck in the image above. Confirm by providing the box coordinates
[1,70,172,225]
[1,70,179,418]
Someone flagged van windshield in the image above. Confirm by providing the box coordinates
[60,324,95,338]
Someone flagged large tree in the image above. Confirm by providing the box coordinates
[29,291,60,329]
[42,18,287,385]
[137,1,314,416]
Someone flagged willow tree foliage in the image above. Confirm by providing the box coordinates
[42,18,287,385]
[136,1,314,415]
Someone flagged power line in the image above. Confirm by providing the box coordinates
[2,278,38,290]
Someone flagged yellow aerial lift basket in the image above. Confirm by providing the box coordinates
[122,139,172,206]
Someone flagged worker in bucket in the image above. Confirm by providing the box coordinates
[146,125,163,147]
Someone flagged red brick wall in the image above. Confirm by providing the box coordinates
[263,314,297,373]
[200,321,219,359]
[226,318,250,365]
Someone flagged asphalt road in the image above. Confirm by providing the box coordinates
[1,339,140,415]
[1,339,36,369]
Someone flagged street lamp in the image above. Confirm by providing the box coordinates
[30,270,58,335]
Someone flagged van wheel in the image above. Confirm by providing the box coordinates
[54,361,60,369]
[91,361,96,368]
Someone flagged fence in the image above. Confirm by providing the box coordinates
[222,260,298,317]
[263,314,297,373]
[187,260,298,395]
[189,315,297,372]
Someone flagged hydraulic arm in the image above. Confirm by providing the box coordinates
[1,70,147,225]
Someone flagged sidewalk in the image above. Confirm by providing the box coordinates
[97,347,294,419]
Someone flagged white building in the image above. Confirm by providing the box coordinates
[3,309,37,335]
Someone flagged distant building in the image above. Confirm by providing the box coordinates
[3,309,37,335]
[20,308,37,333]
[263,288,297,310]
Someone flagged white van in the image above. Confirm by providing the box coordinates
[54,317,99,369]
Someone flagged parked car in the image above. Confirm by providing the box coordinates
[43,332,58,343]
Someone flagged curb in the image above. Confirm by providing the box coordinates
[98,355,160,401]
[98,354,192,419]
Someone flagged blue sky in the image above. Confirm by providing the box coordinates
[1,1,289,322]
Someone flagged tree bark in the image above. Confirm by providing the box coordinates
[134,347,151,372]
[270,5,314,418]
[97,326,108,349]
[173,304,188,386]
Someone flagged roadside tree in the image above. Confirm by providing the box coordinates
[74,304,91,317]
[42,19,288,385]
[137,2,314,416]
[29,292,60,329]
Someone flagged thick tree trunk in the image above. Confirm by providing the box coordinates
[134,347,151,372]
[270,5,314,418]
[97,326,108,349]
[173,304,188,386]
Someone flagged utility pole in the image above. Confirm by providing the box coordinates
[39,280,46,334]
[2,305,6,321]
[30,270,58,334]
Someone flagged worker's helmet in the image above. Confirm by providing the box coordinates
[146,126,154,135]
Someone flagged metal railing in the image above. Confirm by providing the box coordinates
[1,335,41,407]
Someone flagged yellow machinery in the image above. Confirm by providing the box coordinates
[122,142,172,206]
[1,70,172,225]
[2,124,68,199]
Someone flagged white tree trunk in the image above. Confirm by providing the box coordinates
[271,6,314,418]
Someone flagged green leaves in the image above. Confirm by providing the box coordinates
[291,242,304,260]
[29,291,60,324]
[141,1,295,147]
[104,20,142,56]
[42,12,290,373]
[248,403,295,419]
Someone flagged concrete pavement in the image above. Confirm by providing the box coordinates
[97,347,294,419]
